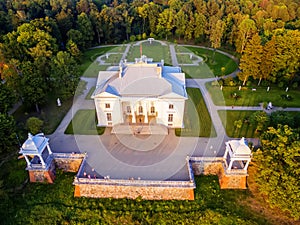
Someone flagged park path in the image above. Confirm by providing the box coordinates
[169,44,179,66]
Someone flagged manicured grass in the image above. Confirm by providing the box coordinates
[79,46,115,75]
[126,42,172,64]
[184,46,238,76]
[218,110,258,138]
[175,88,216,137]
[85,86,95,100]
[176,53,194,64]
[182,64,215,79]
[64,109,105,135]
[206,82,300,107]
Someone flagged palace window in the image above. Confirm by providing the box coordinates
[105,103,110,108]
[168,114,173,122]
[169,104,174,109]
[107,113,112,121]
[150,106,155,114]
[126,106,131,113]
[138,105,143,114]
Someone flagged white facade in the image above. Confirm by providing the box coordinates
[92,57,187,128]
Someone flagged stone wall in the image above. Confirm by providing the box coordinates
[218,167,247,189]
[28,161,56,183]
[190,158,247,189]
[53,153,85,172]
[191,157,224,176]
[74,183,194,200]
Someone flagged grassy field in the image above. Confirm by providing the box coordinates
[183,46,238,76]
[64,109,105,135]
[126,41,172,64]
[85,86,96,100]
[176,53,194,64]
[182,64,215,79]
[218,110,258,138]
[206,82,300,107]
[79,46,115,77]
[176,88,216,137]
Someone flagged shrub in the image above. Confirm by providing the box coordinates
[26,117,43,134]
[278,81,284,88]
[261,80,269,87]
[130,35,136,42]
[292,82,298,89]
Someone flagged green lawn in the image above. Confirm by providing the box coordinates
[218,110,258,138]
[176,53,194,64]
[184,46,238,76]
[64,109,105,135]
[176,88,216,137]
[206,82,300,107]
[126,42,172,64]
[182,64,215,79]
[85,86,95,100]
[79,46,115,76]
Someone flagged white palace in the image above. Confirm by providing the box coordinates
[92,56,187,129]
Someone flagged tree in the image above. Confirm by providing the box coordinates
[0,83,16,113]
[260,36,275,84]
[235,18,257,53]
[26,117,44,134]
[51,51,80,99]
[272,30,300,83]
[20,61,47,112]
[269,111,294,128]
[194,12,206,41]
[238,33,263,85]
[0,113,17,154]
[249,111,269,132]
[209,19,226,62]
[77,12,94,49]
[175,10,187,40]
[234,119,242,132]
[156,9,175,40]
[254,125,300,220]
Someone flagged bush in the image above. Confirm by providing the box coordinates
[130,35,136,42]
[260,80,269,87]
[278,81,284,88]
[26,117,43,134]
[246,80,252,87]
[292,82,298,89]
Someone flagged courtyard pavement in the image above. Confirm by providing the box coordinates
[47,41,299,180]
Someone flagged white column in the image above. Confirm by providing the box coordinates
[24,155,31,167]
[131,103,136,123]
[47,144,52,154]
[39,155,46,167]
[227,160,234,170]
[144,102,148,123]
[243,160,250,171]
